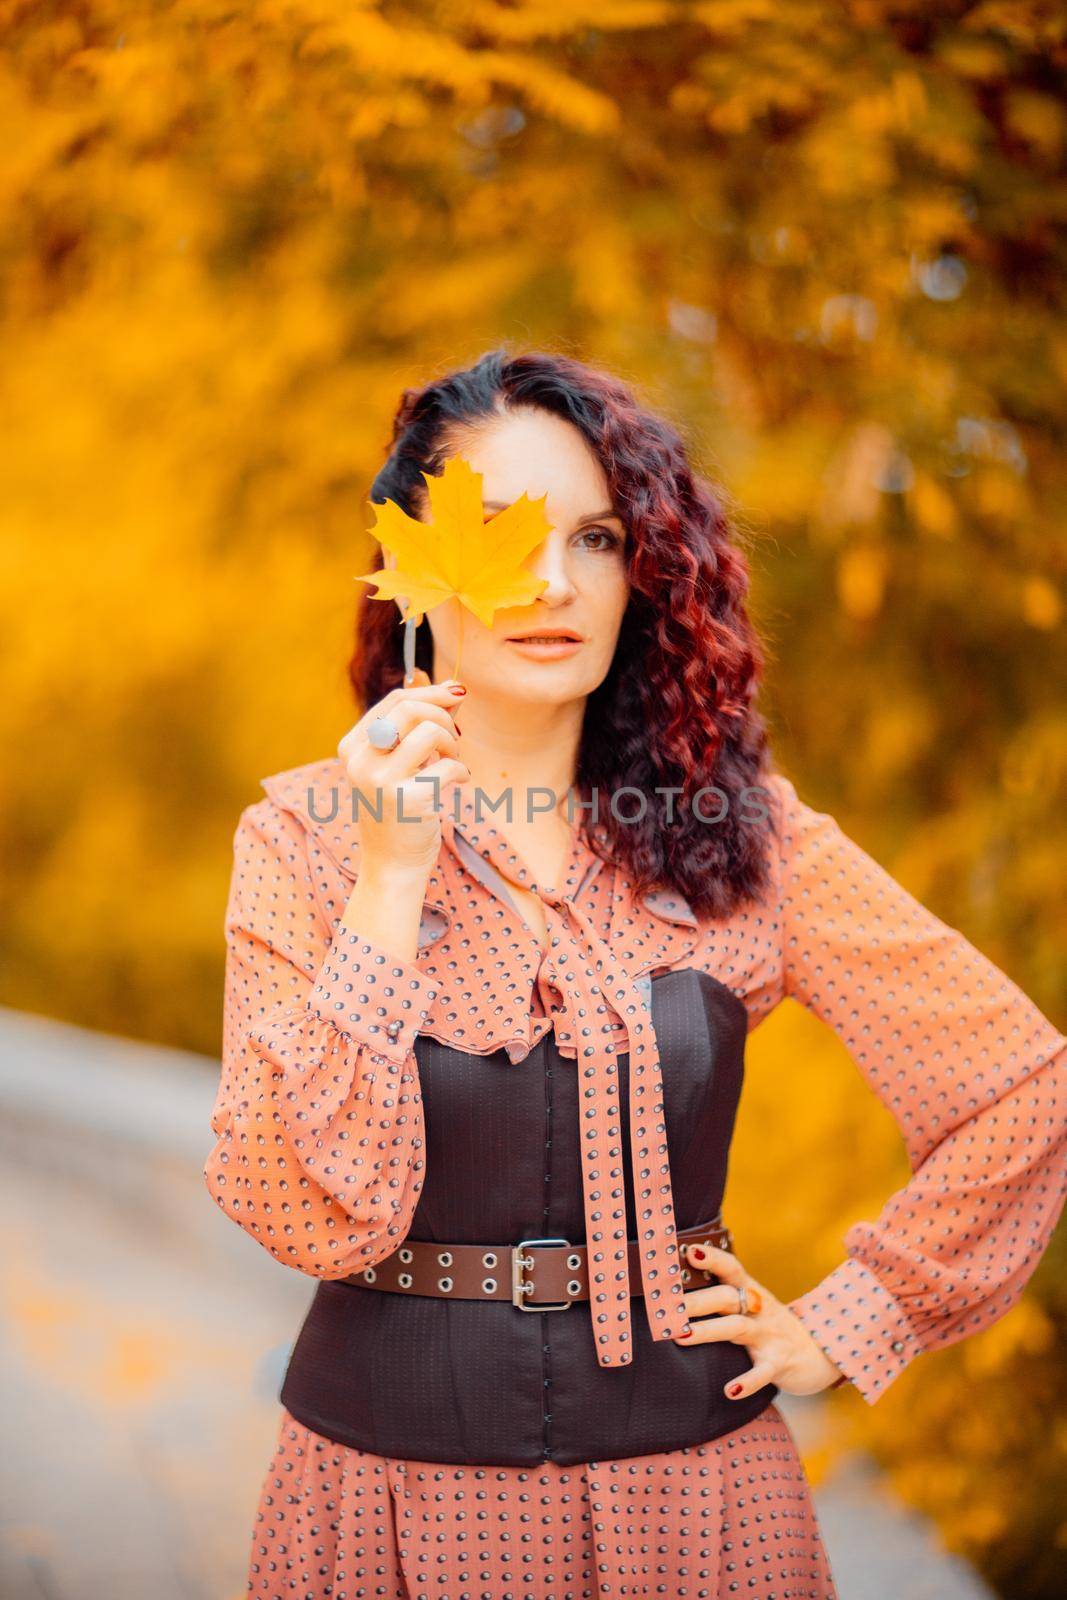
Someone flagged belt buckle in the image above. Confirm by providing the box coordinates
[511,1236,574,1311]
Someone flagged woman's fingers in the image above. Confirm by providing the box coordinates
[676,1297,780,1400]
[385,700,462,740]
[411,757,470,791]
[371,712,462,775]
[384,717,463,777]
[678,1242,838,1400]
[380,678,465,708]
[684,1242,746,1286]
[338,681,465,762]
[681,1282,749,1319]
[339,690,466,800]
[726,1359,778,1400]
[333,679,469,872]
[677,1312,752,1345]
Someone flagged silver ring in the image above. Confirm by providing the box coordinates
[736,1283,749,1316]
[367,714,401,751]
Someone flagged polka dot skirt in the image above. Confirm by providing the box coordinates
[246,1401,837,1599]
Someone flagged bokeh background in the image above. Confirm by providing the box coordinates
[2,3,1065,1597]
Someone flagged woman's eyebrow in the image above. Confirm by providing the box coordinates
[483,499,622,523]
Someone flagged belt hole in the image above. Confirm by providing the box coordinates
[482,1252,497,1268]
[438,1276,453,1292]
[566,1279,581,1295]
[437,1251,453,1267]
[398,1272,413,1288]
[399,1248,413,1263]
[482,1277,497,1293]
[566,1253,582,1270]
[362,1268,376,1282]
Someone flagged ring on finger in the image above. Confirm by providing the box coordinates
[368,714,402,751]
[736,1282,763,1316]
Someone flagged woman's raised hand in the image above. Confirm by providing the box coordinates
[673,1242,847,1399]
[337,673,470,879]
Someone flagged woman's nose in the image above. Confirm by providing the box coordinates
[526,536,577,599]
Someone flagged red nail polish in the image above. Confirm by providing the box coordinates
[689,1245,706,1262]
[727,1382,743,1397]
[677,1329,693,1340]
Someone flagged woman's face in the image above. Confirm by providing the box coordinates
[393,407,631,708]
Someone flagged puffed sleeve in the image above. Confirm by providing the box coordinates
[765,772,1067,1404]
[203,797,440,1279]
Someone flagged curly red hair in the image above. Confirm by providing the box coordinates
[349,345,777,919]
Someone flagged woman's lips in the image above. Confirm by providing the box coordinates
[505,635,584,659]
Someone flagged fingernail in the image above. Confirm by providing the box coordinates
[689,1245,707,1263]
[450,683,467,695]
[677,1329,693,1340]
[727,1382,743,1397]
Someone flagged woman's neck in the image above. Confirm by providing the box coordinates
[452,695,582,818]
[449,694,584,886]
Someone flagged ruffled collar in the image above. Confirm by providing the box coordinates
[260,755,699,938]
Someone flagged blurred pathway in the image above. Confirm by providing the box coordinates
[0,1006,992,1600]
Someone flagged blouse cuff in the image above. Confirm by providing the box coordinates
[788,1256,925,1405]
[308,927,440,1064]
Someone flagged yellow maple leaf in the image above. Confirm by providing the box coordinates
[354,454,552,627]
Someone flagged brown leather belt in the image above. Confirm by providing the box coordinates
[343,1214,733,1310]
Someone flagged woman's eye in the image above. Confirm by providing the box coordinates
[577,526,622,551]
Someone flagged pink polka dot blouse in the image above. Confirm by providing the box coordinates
[205,757,1067,1410]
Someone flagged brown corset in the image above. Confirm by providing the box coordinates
[279,966,777,1466]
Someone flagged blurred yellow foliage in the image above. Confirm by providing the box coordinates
[2,4,1064,1592]
[836,540,889,619]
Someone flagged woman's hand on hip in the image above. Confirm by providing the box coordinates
[673,1242,847,1400]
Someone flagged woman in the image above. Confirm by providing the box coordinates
[204,347,1066,1600]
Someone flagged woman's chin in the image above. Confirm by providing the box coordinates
[487,662,599,704]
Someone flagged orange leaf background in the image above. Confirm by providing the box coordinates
[2,5,1064,1590]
